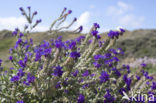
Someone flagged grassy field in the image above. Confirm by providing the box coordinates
[0,29,156,68]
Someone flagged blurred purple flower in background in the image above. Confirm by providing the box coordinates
[77,94,85,103]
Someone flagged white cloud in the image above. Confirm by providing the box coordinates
[107,1,144,28]
[34,25,49,32]
[69,11,90,33]
[107,1,133,16]
[119,14,145,27]
[117,1,133,12]
[0,16,50,32]
[76,11,90,26]
[0,16,27,30]
[76,11,90,33]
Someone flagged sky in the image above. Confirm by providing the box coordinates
[0,0,156,33]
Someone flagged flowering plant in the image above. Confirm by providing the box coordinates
[0,7,155,103]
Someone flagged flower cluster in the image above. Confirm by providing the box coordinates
[107,28,125,39]
[93,48,123,68]
[52,66,63,77]
[23,73,35,86]
[0,6,155,103]
[11,68,25,82]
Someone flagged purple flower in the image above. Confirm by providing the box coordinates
[9,56,13,61]
[77,94,85,103]
[107,30,120,39]
[74,17,77,21]
[94,55,102,61]
[55,40,64,48]
[109,49,118,55]
[17,38,22,44]
[23,55,28,63]
[104,90,115,103]
[90,73,96,77]
[25,45,30,51]
[52,66,63,77]
[91,30,98,36]
[151,82,156,90]
[12,28,18,36]
[68,40,76,49]
[123,74,128,82]
[27,6,31,10]
[122,64,130,73]
[112,68,121,77]
[123,74,131,90]
[141,63,146,68]
[98,41,103,47]
[18,60,26,68]
[93,62,101,68]
[141,70,145,73]
[34,53,41,61]
[104,53,112,58]
[70,51,80,58]
[136,75,140,80]
[19,7,24,12]
[0,59,2,66]
[117,48,124,55]
[34,41,52,60]
[149,76,154,80]
[68,10,72,14]
[93,23,100,28]
[33,11,38,15]
[23,73,35,86]
[55,81,61,88]
[36,19,42,24]
[82,84,89,89]
[30,38,33,45]
[119,88,126,96]
[27,73,35,83]
[99,71,109,83]
[75,36,85,43]
[72,69,79,77]
[17,68,25,77]
[62,78,68,86]
[19,32,24,38]
[16,100,24,103]
[144,71,149,79]
[82,70,89,77]
[96,34,101,40]
[79,26,83,32]
[15,38,23,48]
[146,82,150,85]
[64,7,67,11]
[112,57,119,62]
[12,31,18,36]
[15,28,19,32]
[120,28,125,33]
[11,75,20,82]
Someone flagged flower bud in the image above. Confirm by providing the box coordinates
[68,10,72,14]
[33,11,38,15]
[64,7,67,11]
[27,6,31,10]
[19,7,24,12]
[73,17,77,22]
